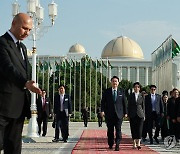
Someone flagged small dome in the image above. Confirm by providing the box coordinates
[69,43,86,54]
[27,49,32,57]
[101,36,144,59]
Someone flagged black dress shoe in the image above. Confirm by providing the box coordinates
[109,145,113,149]
[52,139,59,142]
[150,138,153,144]
[153,137,159,144]
[115,145,119,151]
[137,146,141,150]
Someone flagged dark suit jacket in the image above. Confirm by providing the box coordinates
[101,88,127,120]
[175,97,180,117]
[36,96,51,116]
[167,97,177,119]
[0,32,31,119]
[145,93,163,118]
[54,94,72,118]
[128,93,145,118]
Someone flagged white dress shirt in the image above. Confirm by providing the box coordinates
[60,94,64,111]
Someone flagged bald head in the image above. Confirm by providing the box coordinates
[10,13,33,41]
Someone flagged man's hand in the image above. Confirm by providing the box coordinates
[177,117,180,123]
[124,114,128,118]
[100,112,105,117]
[25,80,42,95]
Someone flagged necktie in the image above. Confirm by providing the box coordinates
[16,41,25,60]
[113,90,117,103]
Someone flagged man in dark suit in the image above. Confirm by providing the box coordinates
[81,107,89,127]
[52,85,72,142]
[0,13,41,154]
[36,90,52,136]
[145,85,163,144]
[101,76,127,151]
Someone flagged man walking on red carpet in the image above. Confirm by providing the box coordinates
[101,76,127,151]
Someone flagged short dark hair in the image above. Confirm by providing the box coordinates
[162,90,168,95]
[111,76,119,82]
[172,88,179,92]
[58,85,65,89]
[150,85,156,89]
[133,82,141,88]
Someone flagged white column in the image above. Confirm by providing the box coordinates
[136,66,139,82]
[127,67,130,81]
[108,66,111,81]
[176,58,180,90]
[145,67,149,85]
[118,67,121,81]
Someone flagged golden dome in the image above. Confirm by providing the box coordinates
[69,43,86,54]
[101,36,144,59]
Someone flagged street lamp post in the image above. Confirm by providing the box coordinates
[12,0,57,137]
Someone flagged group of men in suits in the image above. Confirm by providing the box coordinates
[100,76,171,151]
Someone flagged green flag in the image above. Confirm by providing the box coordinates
[43,61,48,71]
[172,39,180,58]
[39,61,43,71]
[55,61,60,71]
[65,59,71,69]
[102,61,107,68]
[49,61,52,70]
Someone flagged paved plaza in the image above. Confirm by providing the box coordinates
[4,121,179,154]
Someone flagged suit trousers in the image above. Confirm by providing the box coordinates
[147,111,161,139]
[0,115,24,154]
[37,111,48,136]
[130,115,144,139]
[106,113,122,146]
[55,111,69,140]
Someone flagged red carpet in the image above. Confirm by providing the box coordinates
[72,130,159,154]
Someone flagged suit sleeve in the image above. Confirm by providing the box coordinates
[0,39,27,89]
[101,90,106,113]
[68,95,72,114]
[159,95,163,114]
[122,92,127,115]
[53,96,57,114]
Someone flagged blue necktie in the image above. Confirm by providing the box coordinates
[113,90,117,103]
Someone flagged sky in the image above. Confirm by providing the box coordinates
[1,0,180,60]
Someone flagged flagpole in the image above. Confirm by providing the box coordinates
[85,57,86,108]
[106,58,108,88]
[52,57,55,108]
[74,59,76,120]
[70,59,72,97]
[89,58,92,120]
[100,58,103,99]
[59,57,61,85]
[79,59,82,119]
[42,56,45,89]
[64,58,66,86]
[37,56,40,91]
[47,57,50,97]
[95,58,97,119]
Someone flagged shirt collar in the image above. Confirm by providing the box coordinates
[112,88,117,92]
[7,30,18,44]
